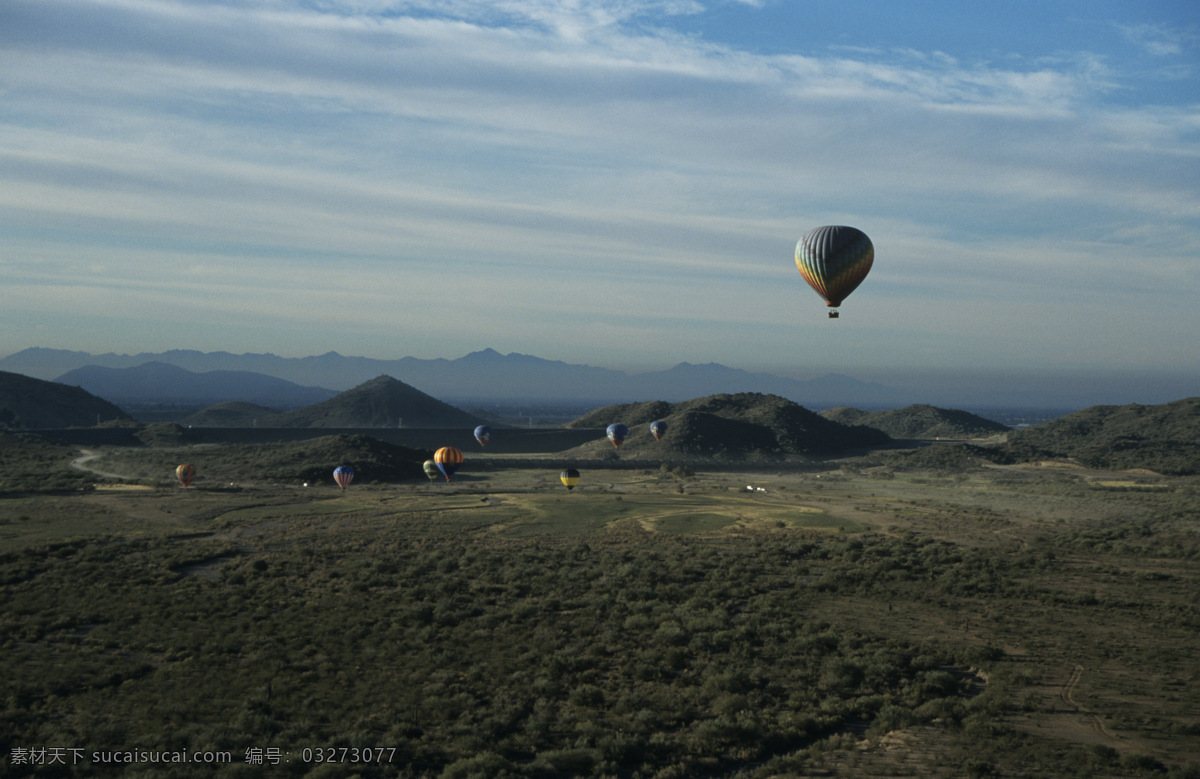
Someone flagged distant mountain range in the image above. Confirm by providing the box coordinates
[0,347,907,409]
[5,347,1196,411]
[177,376,487,429]
[6,361,1199,474]
[56,362,338,409]
[0,369,485,431]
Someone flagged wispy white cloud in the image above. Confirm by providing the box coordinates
[0,0,1196,373]
[1114,22,1189,57]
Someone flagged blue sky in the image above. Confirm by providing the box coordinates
[1,0,1197,385]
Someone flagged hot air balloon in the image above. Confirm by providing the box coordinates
[474,425,491,446]
[795,225,873,318]
[606,423,629,447]
[650,420,668,440]
[433,446,463,481]
[176,464,196,487]
[333,465,354,490]
[423,459,440,482]
[560,468,580,491]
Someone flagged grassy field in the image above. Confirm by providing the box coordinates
[2,448,1199,777]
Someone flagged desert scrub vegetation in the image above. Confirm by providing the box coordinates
[3,471,1199,777]
[86,434,430,488]
[0,432,94,493]
[1003,398,1200,475]
[3,519,1011,777]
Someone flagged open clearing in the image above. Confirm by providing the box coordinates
[2,453,1198,777]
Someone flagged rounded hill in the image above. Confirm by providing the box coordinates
[0,371,133,429]
[820,404,1010,440]
[271,376,487,429]
[565,393,890,459]
[1004,397,1200,474]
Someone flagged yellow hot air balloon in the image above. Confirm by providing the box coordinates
[433,446,463,481]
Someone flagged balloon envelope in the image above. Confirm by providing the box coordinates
[333,465,354,490]
[606,423,629,447]
[650,420,668,440]
[560,468,580,490]
[795,225,874,308]
[176,464,195,487]
[474,425,491,446]
[423,459,440,482]
[434,446,464,480]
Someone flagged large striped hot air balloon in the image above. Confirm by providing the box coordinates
[606,423,629,447]
[176,464,196,487]
[560,468,580,491]
[795,225,874,317]
[333,465,355,490]
[433,446,463,481]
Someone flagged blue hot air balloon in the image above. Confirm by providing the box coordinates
[474,425,491,446]
[333,465,355,490]
[606,423,629,447]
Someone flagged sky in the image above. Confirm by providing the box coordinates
[2,0,1198,387]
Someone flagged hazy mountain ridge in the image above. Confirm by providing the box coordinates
[4,365,1199,475]
[1,347,907,408]
[820,404,1011,439]
[55,362,338,408]
[5,347,1198,409]
[0,371,133,429]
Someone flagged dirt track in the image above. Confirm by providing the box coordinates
[1060,665,1131,748]
[69,448,132,481]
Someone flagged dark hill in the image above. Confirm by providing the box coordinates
[115,434,430,486]
[272,376,486,429]
[567,400,674,429]
[565,393,889,458]
[878,443,1016,472]
[0,371,133,429]
[183,402,282,427]
[247,434,429,485]
[820,404,1010,439]
[1005,397,1200,475]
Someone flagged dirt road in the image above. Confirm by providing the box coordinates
[70,449,131,481]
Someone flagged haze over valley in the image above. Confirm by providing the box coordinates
[4,348,1195,427]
